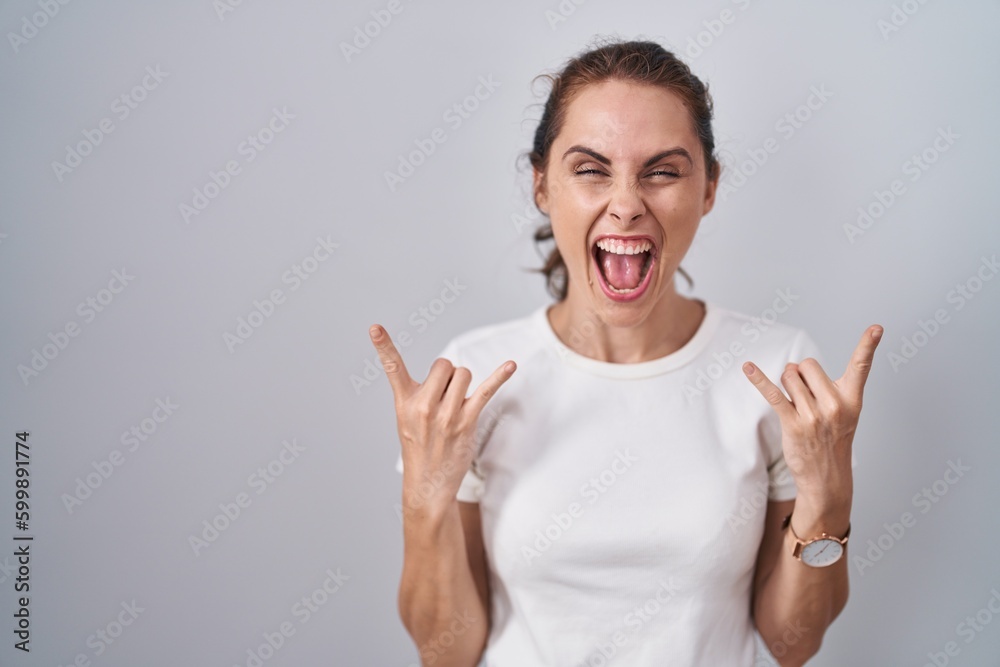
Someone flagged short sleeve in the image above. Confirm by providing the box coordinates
[762,329,858,502]
[393,337,486,504]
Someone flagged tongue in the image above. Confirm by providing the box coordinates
[598,249,645,290]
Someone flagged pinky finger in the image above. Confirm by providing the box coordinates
[464,360,517,417]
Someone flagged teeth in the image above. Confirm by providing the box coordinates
[594,238,653,255]
[593,237,656,295]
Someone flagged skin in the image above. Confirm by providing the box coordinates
[371,77,883,666]
[535,80,713,363]
[368,327,512,665]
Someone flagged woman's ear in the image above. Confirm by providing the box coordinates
[701,163,720,216]
[533,167,548,214]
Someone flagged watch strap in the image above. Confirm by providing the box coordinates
[782,512,851,548]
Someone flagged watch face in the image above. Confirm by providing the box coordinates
[800,538,844,567]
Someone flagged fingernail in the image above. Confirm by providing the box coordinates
[743,362,755,375]
[369,325,381,339]
[871,326,883,342]
[504,361,516,373]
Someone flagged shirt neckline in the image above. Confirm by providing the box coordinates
[533,299,722,379]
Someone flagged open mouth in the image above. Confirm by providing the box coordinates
[591,236,657,300]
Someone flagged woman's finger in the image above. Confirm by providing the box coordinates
[742,361,796,421]
[464,360,517,418]
[421,357,459,406]
[369,324,416,402]
[795,357,840,414]
[840,325,883,407]
[441,366,473,417]
[779,362,817,419]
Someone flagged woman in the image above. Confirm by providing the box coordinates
[371,39,883,666]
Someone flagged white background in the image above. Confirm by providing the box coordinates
[1,0,998,665]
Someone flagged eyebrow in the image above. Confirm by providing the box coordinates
[562,145,694,169]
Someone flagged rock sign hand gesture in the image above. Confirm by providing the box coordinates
[369,324,517,512]
[742,325,883,506]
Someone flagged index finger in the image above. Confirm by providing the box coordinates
[840,324,883,404]
[463,360,517,417]
[369,324,416,400]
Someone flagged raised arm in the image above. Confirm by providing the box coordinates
[744,325,882,665]
[369,324,514,666]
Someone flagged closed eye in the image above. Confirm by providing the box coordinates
[574,169,680,178]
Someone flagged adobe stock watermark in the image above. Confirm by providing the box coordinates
[223,236,339,353]
[682,0,753,61]
[51,65,169,183]
[844,126,958,243]
[877,0,933,41]
[16,268,135,387]
[510,196,543,236]
[214,0,251,22]
[394,404,508,522]
[383,75,501,192]
[188,438,306,557]
[716,84,833,202]
[7,0,74,55]
[853,459,970,577]
[580,577,679,666]
[0,557,15,585]
[339,0,415,63]
[544,299,635,364]
[405,610,479,666]
[55,600,145,666]
[510,117,623,236]
[546,306,600,363]
[179,106,295,224]
[520,448,638,566]
[682,288,800,402]
[921,587,1000,667]
[886,253,996,372]
[725,469,795,534]
[351,277,468,395]
[61,397,179,514]
[543,0,591,31]
[754,619,811,666]
[231,566,349,667]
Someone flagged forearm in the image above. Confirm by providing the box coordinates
[399,496,487,667]
[753,498,851,666]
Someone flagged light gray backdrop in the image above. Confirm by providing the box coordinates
[1,1,998,665]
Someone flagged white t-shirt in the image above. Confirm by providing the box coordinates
[395,300,856,666]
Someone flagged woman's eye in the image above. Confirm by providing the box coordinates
[571,168,680,178]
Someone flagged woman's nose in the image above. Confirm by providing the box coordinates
[607,179,646,226]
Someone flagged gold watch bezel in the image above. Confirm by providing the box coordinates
[781,513,851,565]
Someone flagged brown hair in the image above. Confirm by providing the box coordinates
[523,37,720,301]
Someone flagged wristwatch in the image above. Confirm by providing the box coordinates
[781,513,851,567]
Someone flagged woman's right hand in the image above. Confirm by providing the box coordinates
[368,324,516,516]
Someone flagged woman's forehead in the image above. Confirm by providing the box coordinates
[559,81,699,154]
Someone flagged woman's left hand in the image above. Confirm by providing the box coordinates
[741,325,883,508]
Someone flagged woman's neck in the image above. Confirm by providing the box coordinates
[547,285,706,364]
